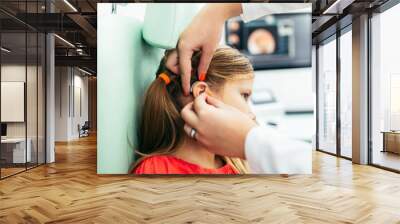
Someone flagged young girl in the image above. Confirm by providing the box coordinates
[132,47,255,174]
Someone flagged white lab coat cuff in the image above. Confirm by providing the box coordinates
[245,126,312,174]
[245,126,278,173]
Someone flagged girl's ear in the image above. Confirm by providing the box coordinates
[192,81,212,97]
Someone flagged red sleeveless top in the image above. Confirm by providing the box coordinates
[132,155,239,174]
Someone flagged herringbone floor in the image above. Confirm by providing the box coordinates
[1,134,400,224]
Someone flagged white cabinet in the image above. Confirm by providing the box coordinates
[1,138,32,163]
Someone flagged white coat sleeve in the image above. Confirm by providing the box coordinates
[244,126,312,174]
[240,3,312,23]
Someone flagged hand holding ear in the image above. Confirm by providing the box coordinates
[176,4,243,96]
[181,93,257,159]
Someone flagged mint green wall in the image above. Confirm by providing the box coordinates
[97,15,163,174]
[143,4,200,49]
[97,4,201,174]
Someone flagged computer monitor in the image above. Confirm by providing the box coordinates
[1,123,7,137]
[225,13,312,70]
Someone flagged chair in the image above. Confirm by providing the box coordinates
[97,4,201,174]
[78,121,90,138]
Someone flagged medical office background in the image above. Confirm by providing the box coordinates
[97,3,313,174]
[2,2,400,178]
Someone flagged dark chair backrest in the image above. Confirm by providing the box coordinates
[82,121,90,129]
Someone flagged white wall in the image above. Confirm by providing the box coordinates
[254,67,313,112]
[1,65,42,138]
[55,66,68,141]
[253,67,314,143]
[55,67,89,141]
[71,73,89,138]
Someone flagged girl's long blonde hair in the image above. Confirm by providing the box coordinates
[133,47,254,173]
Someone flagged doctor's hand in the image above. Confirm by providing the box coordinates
[177,3,242,95]
[181,94,257,159]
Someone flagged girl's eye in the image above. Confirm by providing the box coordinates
[242,93,250,101]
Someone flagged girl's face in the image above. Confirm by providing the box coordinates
[187,74,255,121]
[213,77,256,121]
[185,75,256,120]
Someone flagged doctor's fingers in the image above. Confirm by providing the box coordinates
[204,95,225,109]
[197,46,214,81]
[192,93,225,116]
[181,102,200,128]
[165,50,180,74]
[178,41,194,96]
[192,93,209,114]
[193,94,230,113]
[184,123,208,145]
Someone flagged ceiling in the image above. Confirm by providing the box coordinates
[311,0,391,43]
[0,0,394,75]
[0,0,99,74]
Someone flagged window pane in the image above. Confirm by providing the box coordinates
[371,4,400,171]
[340,29,352,158]
[318,37,337,154]
[27,31,38,169]
[1,31,27,177]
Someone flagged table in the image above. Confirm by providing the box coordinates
[381,131,400,154]
[1,138,32,164]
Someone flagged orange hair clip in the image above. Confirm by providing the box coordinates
[158,72,171,85]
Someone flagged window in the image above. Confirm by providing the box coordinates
[317,36,337,154]
[339,28,352,158]
[0,1,47,179]
[370,3,400,171]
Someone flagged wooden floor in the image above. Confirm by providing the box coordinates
[1,167,26,178]
[1,163,45,178]
[373,151,400,171]
[1,135,400,223]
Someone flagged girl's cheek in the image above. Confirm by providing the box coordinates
[237,101,251,114]
[248,112,256,121]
